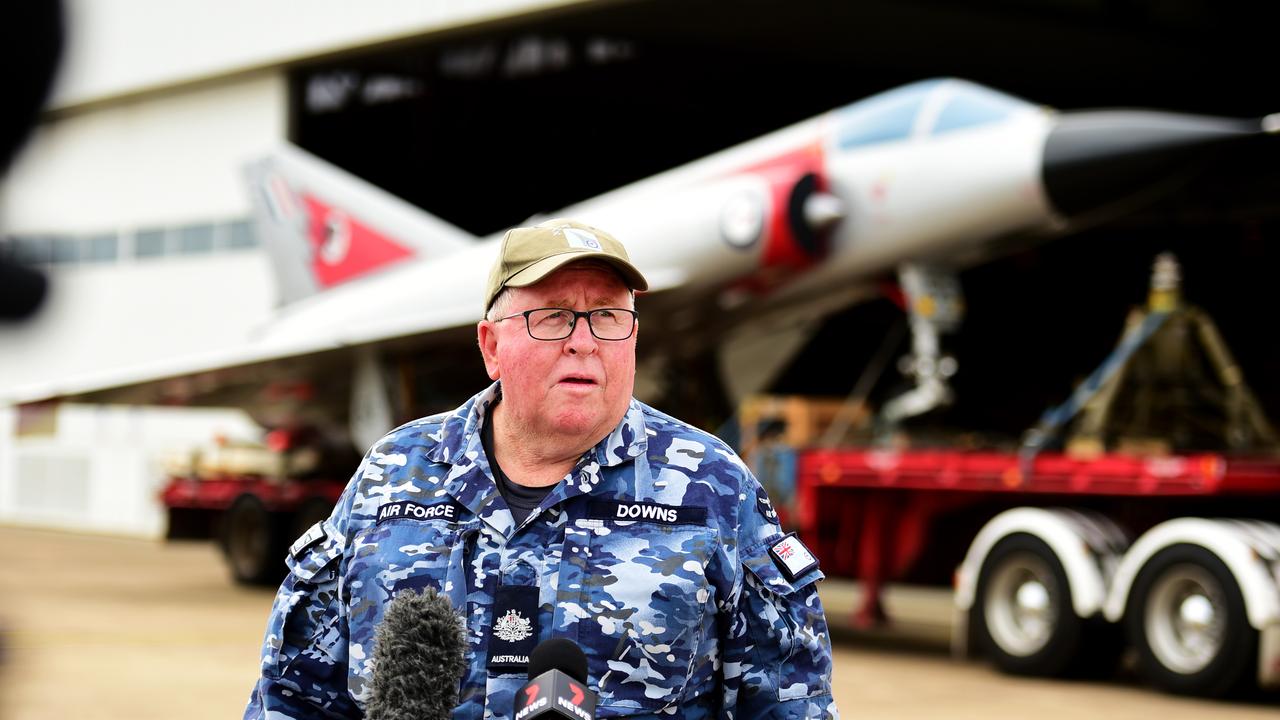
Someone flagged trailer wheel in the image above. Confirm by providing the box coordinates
[975,534,1112,677]
[1126,544,1255,697]
[222,495,285,586]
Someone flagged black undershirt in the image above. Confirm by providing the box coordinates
[482,403,553,525]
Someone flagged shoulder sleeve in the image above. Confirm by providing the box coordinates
[721,477,839,720]
[244,478,360,719]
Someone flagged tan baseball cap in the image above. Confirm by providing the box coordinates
[484,218,648,311]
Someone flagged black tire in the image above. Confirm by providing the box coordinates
[974,534,1117,678]
[1126,544,1256,697]
[221,495,287,586]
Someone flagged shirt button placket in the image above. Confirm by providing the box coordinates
[480,527,508,720]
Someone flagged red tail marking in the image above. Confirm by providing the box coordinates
[301,195,414,288]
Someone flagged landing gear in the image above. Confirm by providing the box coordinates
[879,264,961,428]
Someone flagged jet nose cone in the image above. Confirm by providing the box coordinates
[1042,110,1268,218]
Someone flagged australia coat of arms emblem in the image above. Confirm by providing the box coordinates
[493,609,533,642]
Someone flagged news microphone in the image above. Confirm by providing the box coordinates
[366,586,468,720]
[1,2,63,323]
[0,259,48,321]
[514,638,596,720]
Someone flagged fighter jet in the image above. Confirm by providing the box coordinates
[12,78,1276,450]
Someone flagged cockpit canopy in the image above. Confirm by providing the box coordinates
[834,78,1037,149]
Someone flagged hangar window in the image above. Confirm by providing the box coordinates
[11,236,51,265]
[51,236,80,264]
[177,224,215,255]
[85,234,118,262]
[223,220,257,249]
[134,228,167,259]
[833,81,935,149]
[3,221,255,268]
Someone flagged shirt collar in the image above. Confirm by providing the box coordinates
[426,382,648,535]
[427,381,648,469]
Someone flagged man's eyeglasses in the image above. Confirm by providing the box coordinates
[494,307,638,341]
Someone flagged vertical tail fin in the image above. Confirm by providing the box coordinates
[244,143,474,306]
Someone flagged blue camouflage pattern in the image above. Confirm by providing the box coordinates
[245,382,837,719]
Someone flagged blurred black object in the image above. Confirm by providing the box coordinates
[0,260,48,320]
[0,2,64,321]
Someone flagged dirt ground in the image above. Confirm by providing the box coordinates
[0,526,1275,719]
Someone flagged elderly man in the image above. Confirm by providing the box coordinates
[245,219,837,720]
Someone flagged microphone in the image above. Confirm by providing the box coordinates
[514,638,596,720]
[0,259,48,321]
[366,586,468,720]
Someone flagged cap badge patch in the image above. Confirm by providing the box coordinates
[562,227,602,250]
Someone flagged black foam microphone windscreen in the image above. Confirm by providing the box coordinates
[527,638,588,684]
[367,586,468,720]
[515,638,596,720]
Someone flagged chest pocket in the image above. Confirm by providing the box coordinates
[568,519,719,712]
[349,515,471,603]
[345,511,478,696]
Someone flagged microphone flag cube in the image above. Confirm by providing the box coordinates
[514,669,596,720]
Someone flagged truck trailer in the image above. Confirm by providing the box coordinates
[755,252,1280,698]
[160,428,350,585]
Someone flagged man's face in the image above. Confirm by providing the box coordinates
[478,264,637,447]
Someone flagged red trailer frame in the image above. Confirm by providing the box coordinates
[794,448,1280,626]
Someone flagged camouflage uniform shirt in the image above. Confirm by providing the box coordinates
[245,382,838,719]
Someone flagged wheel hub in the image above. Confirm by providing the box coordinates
[985,553,1058,657]
[1144,564,1224,674]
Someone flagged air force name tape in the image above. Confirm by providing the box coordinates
[376,499,465,525]
[588,501,708,525]
[768,532,820,581]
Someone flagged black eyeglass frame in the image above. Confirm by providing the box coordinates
[493,307,639,341]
